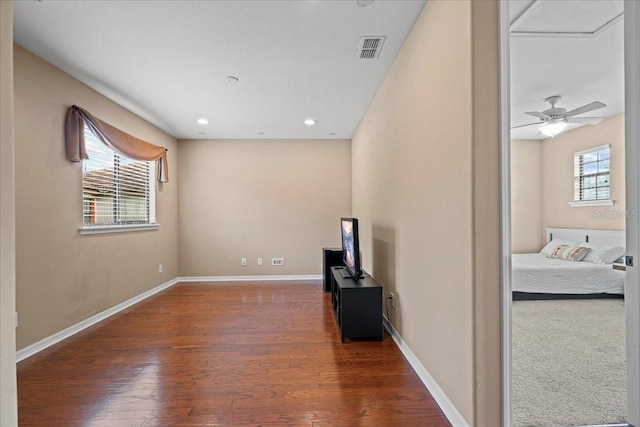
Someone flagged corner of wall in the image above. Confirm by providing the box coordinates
[511,139,544,253]
[0,1,18,424]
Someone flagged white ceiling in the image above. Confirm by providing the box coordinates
[12,0,425,140]
[510,0,625,140]
[13,0,625,142]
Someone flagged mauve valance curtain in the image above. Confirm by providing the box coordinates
[65,105,169,183]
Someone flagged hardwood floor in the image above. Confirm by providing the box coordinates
[17,281,451,426]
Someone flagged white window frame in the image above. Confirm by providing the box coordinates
[569,144,614,207]
[79,124,159,235]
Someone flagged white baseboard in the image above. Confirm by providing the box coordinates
[16,277,180,363]
[178,275,322,282]
[383,315,470,427]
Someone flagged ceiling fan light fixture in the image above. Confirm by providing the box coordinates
[539,120,567,137]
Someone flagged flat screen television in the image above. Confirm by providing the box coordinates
[340,217,362,279]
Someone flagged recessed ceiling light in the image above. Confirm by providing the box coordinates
[197,118,209,125]
[227,76,239,83]
[304,118,316,126]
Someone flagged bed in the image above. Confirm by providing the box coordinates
[512,228,626,300]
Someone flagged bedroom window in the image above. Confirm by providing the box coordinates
[82,124,156,232]
[572,144,612,206]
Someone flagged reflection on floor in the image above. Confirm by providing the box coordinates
[17,281,451,426]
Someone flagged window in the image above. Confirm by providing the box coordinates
[573,144,611,203]
[82,124,156,229]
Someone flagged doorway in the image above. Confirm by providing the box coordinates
[499,1,640,426]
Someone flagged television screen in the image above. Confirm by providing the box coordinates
[340,217,361,279]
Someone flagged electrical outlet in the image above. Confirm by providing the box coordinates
[272,257,285,266]
[257,258,263,266]
[389,292,395,309]
[241,258,247,266]
[158,264,163,274]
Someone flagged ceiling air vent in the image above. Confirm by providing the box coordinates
[358,36,386,59]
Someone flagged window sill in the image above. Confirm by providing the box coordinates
[79,223,160,235]
[568,200,615,207]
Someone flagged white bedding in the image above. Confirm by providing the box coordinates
[512,253,625,295]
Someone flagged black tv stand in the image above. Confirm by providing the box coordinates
[330,266,382,342]
[338,268,363,280]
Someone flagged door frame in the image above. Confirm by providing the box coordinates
[624,1,640,424]
[498,0,512,426]
[498,1,640,425]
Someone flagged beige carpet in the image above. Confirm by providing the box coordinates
[512,299,627,427]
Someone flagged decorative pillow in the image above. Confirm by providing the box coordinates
[564,246,592,262]
[540,238,580,256]
[579,243,625,264]
[547,245,591,262]
[548,244,570,259]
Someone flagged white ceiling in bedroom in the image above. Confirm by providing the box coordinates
[510,0,625,141]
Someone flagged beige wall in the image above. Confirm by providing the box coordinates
[542,114,625,231]
[13,45,180,350]
[511,140,543,252]
[351,1,500,425]
[178,139,351,277]
[1,1,18,425]
[511,115,625,253]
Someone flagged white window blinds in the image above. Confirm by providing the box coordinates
[574,144,610,202]
[82,124,156,226]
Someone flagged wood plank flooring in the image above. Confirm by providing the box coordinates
[17,281,451,426]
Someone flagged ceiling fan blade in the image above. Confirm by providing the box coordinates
[566,101,606,117]
[566,116,605,125]
[511,122,541,129]
[524,111,550,120]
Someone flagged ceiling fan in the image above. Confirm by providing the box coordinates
[512,95,607,137]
